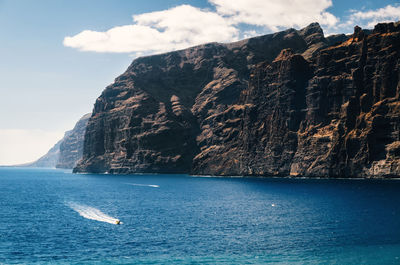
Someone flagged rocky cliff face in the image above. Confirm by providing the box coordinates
[56,113,91,169]
[75,22,400,178]
[28,113,90,169]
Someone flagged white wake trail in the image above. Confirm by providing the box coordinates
[126,183,159,188]
[68,202,121,224]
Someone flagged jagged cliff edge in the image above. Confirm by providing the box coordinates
[74,21,400,178]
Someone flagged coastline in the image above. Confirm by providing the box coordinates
[6,166,400,180]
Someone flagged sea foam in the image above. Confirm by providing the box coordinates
[67,202,121,224]
[125,183,159,188]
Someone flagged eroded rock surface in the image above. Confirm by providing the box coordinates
[75,22,400,178]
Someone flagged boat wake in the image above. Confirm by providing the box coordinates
[126,183,159,188]
[67,202,121,225]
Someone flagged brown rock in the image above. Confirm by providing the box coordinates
[75,21,400,178]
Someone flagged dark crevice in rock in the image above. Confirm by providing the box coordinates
[75,21,400,178]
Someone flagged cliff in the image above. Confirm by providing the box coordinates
[28,113,90,169]
[26,138,62,168]
[56,113,91,168]
[74,21,400,178]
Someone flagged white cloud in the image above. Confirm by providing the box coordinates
[327,4,400,35]
[64,1,337,54]
[64,5,238,54]
[0,129,64,165]
[243,30,260,39]
[209,0,338,31]
[64,2,400,55]
[348,4,400,28]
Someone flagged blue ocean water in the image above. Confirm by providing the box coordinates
[1,167,400,264]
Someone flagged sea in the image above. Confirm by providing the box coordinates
[1,167,400,264]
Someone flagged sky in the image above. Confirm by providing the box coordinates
[1,0,399,165]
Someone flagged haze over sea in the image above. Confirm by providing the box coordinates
[1,167,400,264]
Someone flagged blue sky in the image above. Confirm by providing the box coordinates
[1,0,399,165]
